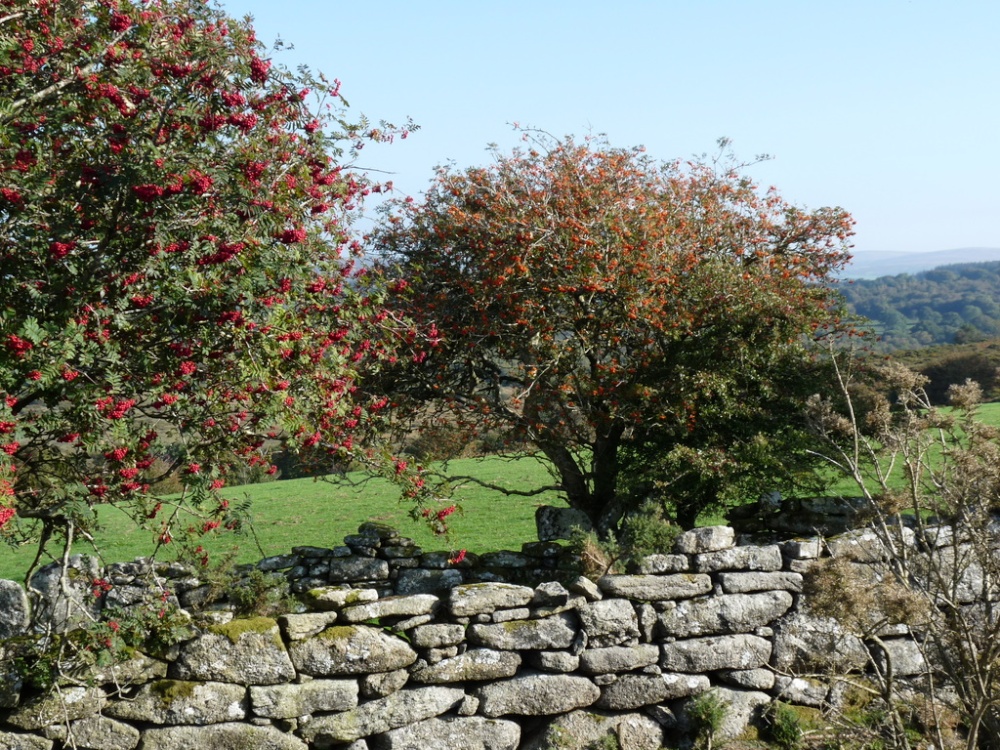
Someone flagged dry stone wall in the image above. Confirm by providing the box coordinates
[0,523,919,749]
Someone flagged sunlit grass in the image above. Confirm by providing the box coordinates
[3,402,997,581]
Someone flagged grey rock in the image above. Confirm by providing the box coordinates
[535,506,593,541]
[566,575,602,601]
[873,637,928,677]
[468,612,577,650]
[257,553,300,571]
[28,556,102,633]
[532,581,570,607]
[104,680,246,725]
[90,650,168,687]
[526,650,580,672]
[597,573,712,601]
[774,675,829,707]
[300,686,465,744]
[288,625,417,676]
[660,634,772,672]
[327,557,390,582]
[370,716,520,750]
[340,594,439,622]
[0,732,53,750]
[304,586,379,611]
[491,607,531,622]
[6,687,106,730]
[478,550,530,568]
[172,618,296,685]
[636,554,689,574]
[595,674,673,709]
[660,672,712,699]
[411,648,521,683]
[577,599,639,647]
[46,716,140,750]
[475,672,600,716]
[579,644,659,674]
[139,723,307,750]
[717,571,803,594]
[279,611,339,640]
[702,687,772,740]
[450,583,535,616]
[717,668,776,690]
[411,623,465,649]
[658,591,793,638]
[770,611,868,672]
[0,579,29,638]
[361,668,410,698]
[780,538,823,559]
[250,679,359,718]
[521,708,663,750]
[694,544,783,572]
[674,526,735,554]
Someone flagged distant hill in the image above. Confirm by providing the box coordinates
[842,247,1000,279]
[837,260,1000,351]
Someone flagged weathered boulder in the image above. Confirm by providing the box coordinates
[674,526,735,554]
[410,649,521,683]
[278,611,340,640]
[369,716,520,750]
[340,594,439,623]
[303,586,379,611]
[579,644,659,674]
[597,574,712,601]
[0,732,52,750]
[0,580,29,638]
[521,708,663,750]
[395,568,464,595]
[660,634,772,672]
[104,680,246,725]
[468,612,577,650]
[717,571,803,594]
[657,591,793,638]
[5,687,106,731]
[327,557,390,583]
[770,611,868,673]
[28,556,102,633]
[535,506,593,541]
[250,679,359,718]
[450,583,535,617]
[577,599,640,647]
[299,686,465,744]
[140,723,307,750]
[475,673,599,717]
[47,716,140,750]
[172,618,295,685]
[288,625,417,676]
[694,545,782,572]
[696,687,771,739]
[411,623,465,649]
[595,674,673,710]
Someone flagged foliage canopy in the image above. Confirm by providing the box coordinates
[0,0,408,571]
[374,133,855,530]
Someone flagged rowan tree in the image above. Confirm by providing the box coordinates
[373,134,855,531]
[0,0,412,574]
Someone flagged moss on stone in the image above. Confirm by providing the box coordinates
[317,625,359,641]
[208,616,280,645]
[149,679,198,703]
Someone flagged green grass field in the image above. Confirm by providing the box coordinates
[3,402,998,582]
[0,455,566,581]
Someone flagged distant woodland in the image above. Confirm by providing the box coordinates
[838,261,1000,351]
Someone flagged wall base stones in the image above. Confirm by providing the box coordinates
[0,523,948,748]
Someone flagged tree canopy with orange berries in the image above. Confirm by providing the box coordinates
[374,134,854,531]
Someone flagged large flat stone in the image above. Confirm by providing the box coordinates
[288,624,417,676]
[475,673,599,717]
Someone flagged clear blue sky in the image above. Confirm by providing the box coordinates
[219,0,1000,255]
